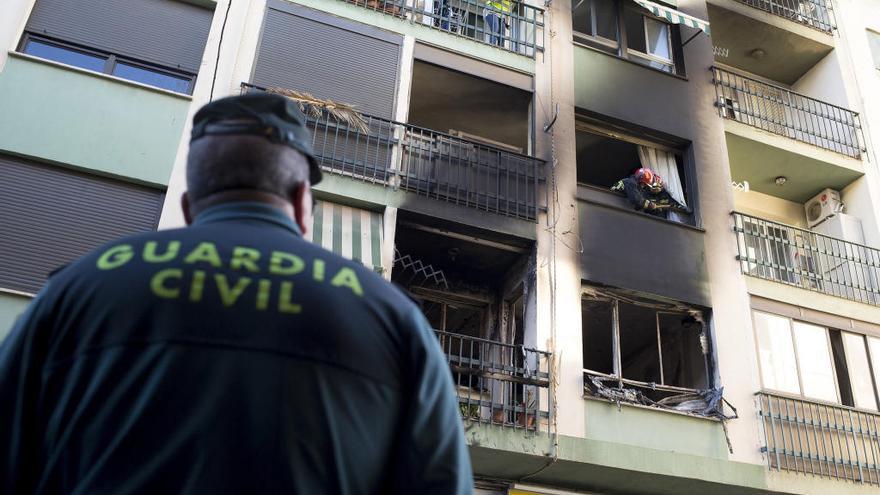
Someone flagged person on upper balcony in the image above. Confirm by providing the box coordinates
[484,0,512,47]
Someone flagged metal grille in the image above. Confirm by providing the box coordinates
[731,0,834,32]
[435,330,551,432]
[242,83,546,221]
[733,212,880,306]
[758,392,880,484]
[340,0,545,58]
[712,67,864,159]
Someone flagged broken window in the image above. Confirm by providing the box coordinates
[582,286,728,420]
[392,219,548,429]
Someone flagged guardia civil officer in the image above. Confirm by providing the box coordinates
[0,93,473,494]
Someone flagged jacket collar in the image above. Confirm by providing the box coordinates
[193,201,303,237]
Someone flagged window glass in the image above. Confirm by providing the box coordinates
[645,17,671,60]
[792,322,837,402]
[595,0,619,41]
[112,63,190,94]
[754,312,800,394]
[868,30,880,70]
[624,9,646,52]
[843,333,878,410]
[628,52,674,72]
[23,38,105,72]
[869,337,880,401]
[573,0,593,35]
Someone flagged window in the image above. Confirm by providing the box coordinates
[21,35,195,94]
[575,126,693,223]
[868,30,880,70]
[754,311,880,411]
[582,288,711,401]
[22,37,105,72]
[112,62,192,94]
[572,0,619,54]
[573,0,683,75]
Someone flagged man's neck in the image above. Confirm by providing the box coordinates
[191,190,294,220]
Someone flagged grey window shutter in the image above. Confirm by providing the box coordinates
[252,2,402,119]
[25,0,213,73]
[0,155,164,294]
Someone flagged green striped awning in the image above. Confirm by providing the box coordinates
[306,200,384,274]
[632,0,710,35]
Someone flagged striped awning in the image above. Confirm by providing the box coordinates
[632,0,710,35]
[306,200,384,274]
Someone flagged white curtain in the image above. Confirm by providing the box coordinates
[637,145,687,222]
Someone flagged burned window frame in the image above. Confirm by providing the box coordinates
[574,119,698,226]
[581,286,733,420]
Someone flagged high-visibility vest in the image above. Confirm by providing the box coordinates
[486,0,512,13]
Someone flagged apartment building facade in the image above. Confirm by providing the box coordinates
[2,0,880,493]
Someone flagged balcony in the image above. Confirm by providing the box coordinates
[242,83,546,221]
[757,392,880,485]
[733,212,880,307]
[712,67,863,159]
[730,0,833,32]
[341,0,544,57]
[436,330,551,432]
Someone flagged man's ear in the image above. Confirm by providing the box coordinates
[181,192,194,225]
[291,182,312,237]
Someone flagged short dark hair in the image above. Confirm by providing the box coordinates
[186,134,310,203]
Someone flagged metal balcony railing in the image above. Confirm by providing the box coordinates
[241,83,546,221]
[733,212,880,306]
[341,0,545,58]
[712,67,864,158]
[758,392,880,484]
[435,330,551,432]
[732,0,834,32]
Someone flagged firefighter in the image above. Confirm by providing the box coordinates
[0,93,473,494]
[611,167,690,219]
[484,0,513,46]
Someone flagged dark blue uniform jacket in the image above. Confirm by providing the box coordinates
[0,202,472,494]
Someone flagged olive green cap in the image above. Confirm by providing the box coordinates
[190,93,322,184]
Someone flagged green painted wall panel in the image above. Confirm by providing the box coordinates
[0,292,32,342]
[0,55,190,186]
[584,399,730,459]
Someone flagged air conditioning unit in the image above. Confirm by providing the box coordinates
[805,188,843,228]
[810,213,875,303]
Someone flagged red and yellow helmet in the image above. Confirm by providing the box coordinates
[636,168,663,192]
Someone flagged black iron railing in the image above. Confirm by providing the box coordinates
[341,0,544,57]
[758,392,880,484]
[733,212,880,306]
[733,0,834,32]
[435,330,551,432]
[712,67,864,158]
[242,83,546,221]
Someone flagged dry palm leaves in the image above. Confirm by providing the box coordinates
[267,87,369,133]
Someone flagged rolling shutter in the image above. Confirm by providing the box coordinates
[0,155,163,294]
[24,0,213,73]
[306,201,384,274]
[253,1,402,119]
